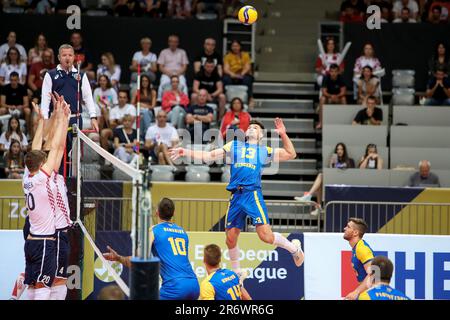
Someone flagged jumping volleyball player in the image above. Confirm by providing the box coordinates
[170,118,305,277]
[21,96,70,300]
[11,97,72,300]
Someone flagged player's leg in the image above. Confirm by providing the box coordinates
[10,272,26,300]
[249,190,304,267]
[50,231,69,300]
[224,193,245,274]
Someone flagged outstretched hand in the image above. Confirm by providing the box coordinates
[31,101,43,120]
[274,117,287,136]
[103,246,120,262]
[169,147,185,161]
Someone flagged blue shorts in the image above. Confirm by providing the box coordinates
[24,238,56,287]
[225,189,270,230]
[55,230,70,279]
[160,278,200,300]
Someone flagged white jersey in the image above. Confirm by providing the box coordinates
[23,167,56,236]
[53,173,71,230]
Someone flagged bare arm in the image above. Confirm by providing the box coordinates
[192,79,200,94]
[28,74,38,91]
[170,147,225,163]
[103,246,132,268]
[31,102,44,150]
[241,287,252,300]
[273,118,296,162]
[194,61,201,74]
[346,262,372,300]
[177,64,187,76]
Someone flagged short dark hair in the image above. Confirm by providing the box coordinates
[25,150,47,173]
[371,256,394,282]
[349,217,368,237]
[118,90,129,99]
[204,244,221,267]
[158,198,175,221]
[366,95,377,103]
[248,120,265,130]
[9,71,19,79]
[329,63,339,70]
[204,58,215,65]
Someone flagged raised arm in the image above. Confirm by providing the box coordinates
[170,146,225,163]
[273,118,297,162]
[41,95,70,173]
[31,102,44,150]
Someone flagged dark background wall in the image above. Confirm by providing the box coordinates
[344,23,450,91]
[0,13,223,83]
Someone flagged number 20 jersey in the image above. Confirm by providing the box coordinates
[22,167,57,236]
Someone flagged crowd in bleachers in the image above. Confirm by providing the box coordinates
[0,29,255,178]
[339,0,450,24]
[1,0,240,19]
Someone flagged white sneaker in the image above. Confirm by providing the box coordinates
[310,208,320,216]
[291,239,305,267]
[294,193,312,202]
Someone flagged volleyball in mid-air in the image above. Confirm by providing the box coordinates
[238,5,258,25]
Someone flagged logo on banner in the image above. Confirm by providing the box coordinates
[94,257,123,283]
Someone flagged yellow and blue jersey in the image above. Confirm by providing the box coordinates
[358,284,410,300]
[200,268,242,300]
[151,222,198,285]
[223,140,273,192]
[352,239,374,282]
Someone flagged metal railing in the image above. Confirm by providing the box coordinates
[323,201,450,235]
[170,198,321,232]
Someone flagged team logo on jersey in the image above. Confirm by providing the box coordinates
[94,257,123,283]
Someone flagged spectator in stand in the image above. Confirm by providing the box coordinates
[393,7,417,22]
[295,142,355,216]
[428,1,450,23]
[186,89,214,144]
[380,5,392,22]
[353,43,382,100]
[352,96,383,125]
[130,37,158,84]
[428,42,450,74]
[157,34,189,100]
[144,110,179,165]
[223,40,254,107]
[132,74,157,140]
[101,90,137,150]
[316,64,347,130]
[128,0,148,16]
[93,75,119,131]
[0,47,27,86]
[340,0,366,15]
[425,66,450,105]
[0,72,31,135]
[3,139,25,179]
[33,0,57,15]
[357,66,380,104]
[97,52,121,90]
[70,31,95,80]
[28,49,56,102]
[358,143,384,169]
[192,59,226,119]
[408,160,441,187]
[315,37,345,87]
[340,6,364,22]
[194,38,223,76]
[223,0,240,17]
[392,0,419,21]
[0,116,28,153]
[193,0,223,17]
[220,97,251,139]
[161,75,190,129]
[113,114,138,164]
[27,33,55,66]
[0,31,27,63]
[167,0,192,18]
[145,0,168,17]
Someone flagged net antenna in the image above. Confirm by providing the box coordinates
[72,124,153,298]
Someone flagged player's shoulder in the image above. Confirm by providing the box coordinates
[358,289,372,300]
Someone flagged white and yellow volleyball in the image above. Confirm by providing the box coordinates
[238,5,258,25]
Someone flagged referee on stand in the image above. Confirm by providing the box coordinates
[41,43,98,174]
